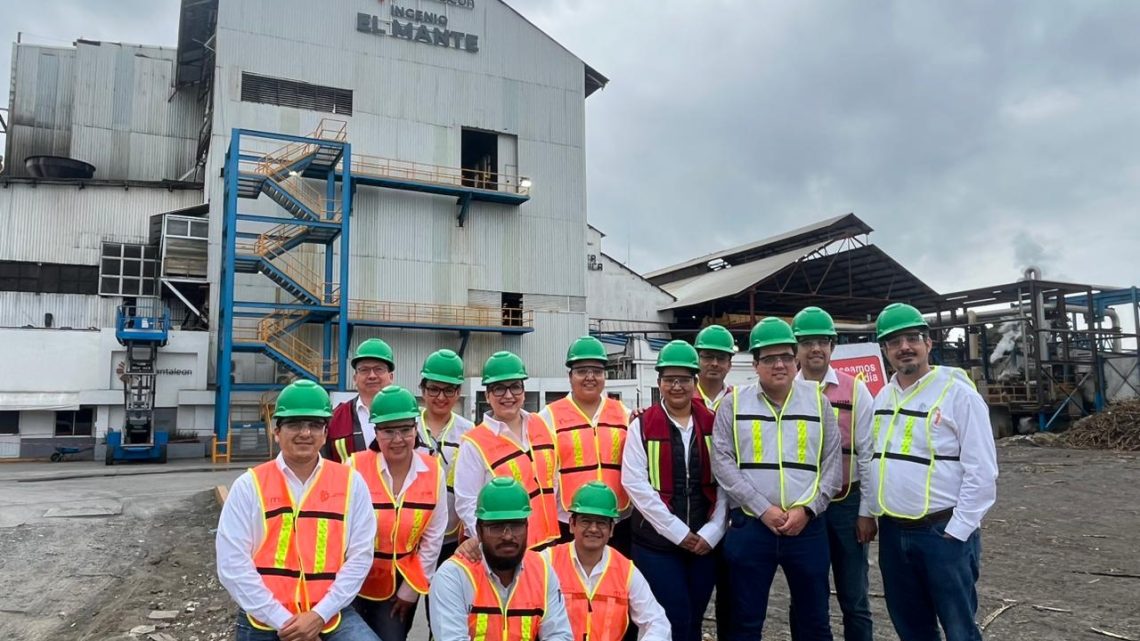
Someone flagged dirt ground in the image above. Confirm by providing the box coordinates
[3,446,1138,641]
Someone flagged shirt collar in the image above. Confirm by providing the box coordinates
[274,452,324,485]
[377,450,429,477]
[794,366,840,388]
[481,555,528,589]
[481,410,531,436]
[569,542,609,577]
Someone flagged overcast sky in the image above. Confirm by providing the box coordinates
[3,0,1139,293]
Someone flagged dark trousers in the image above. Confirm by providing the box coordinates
[879,517,983,641]
[424,539,459,641]
[791,492,873,641]
[633,542,717,641]
[724,509,834,641]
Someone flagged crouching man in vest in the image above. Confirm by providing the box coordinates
[710,318,843,641]
[350,386,448,641]
[546,481,670,641]
[429,477,573,641]
[622,340,726,641]
[216,380,380,641]
[869,304,998,641]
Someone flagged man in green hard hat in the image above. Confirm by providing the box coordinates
[326,338,397,463]
[868,303,997,641]
[429,477,573,641]
[545,482,670,641]
[217,379,380,641]
[711,317,842,640]
[694,324,737,412]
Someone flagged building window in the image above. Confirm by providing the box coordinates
[501,292,523,327]
[461,128,499,190]
[100,243,158,297]
[241,72,353,115]
[0,261,98,294]
[0,411,18,435]
[55,408,94,437]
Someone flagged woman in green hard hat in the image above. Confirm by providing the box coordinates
[350,385,447,641]
[326,338,397,463]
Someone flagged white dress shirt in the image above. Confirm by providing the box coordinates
[538,398,632,524]
[355,397,376,450]
[695,382,730,412]
[541,544,671,641]
[796,366,877,517]
[215,455,376,629]
[363,451,450,603]
[428,554,572,641]
[622,406,728,546]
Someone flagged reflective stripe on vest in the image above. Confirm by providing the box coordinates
[731,382,826,511]
[548,397,629,512]
[417,411,469,537]
[351,449,441,600]
[822,371,862,500]
[247,461,351,633]
[461,415,560,549]
[454,551,549,641]
[871,367,968,519]
[549,544,632,641]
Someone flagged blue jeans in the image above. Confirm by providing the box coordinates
[234,607,380,641]
[353,595,417,641]
[724,509,833,641]
[633,542,718,641]
[879,517,983,641]
[791,492,873,641]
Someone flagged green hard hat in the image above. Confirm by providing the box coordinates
[369,385,420,425]
[476,476,533,522]
[749,317,797,352]
[352,338,395,370]
[695,324,736,354]
[656,340,700,372]
[273,379,333,419]
[421,349,464,385]
[569,480,620,518]
[565,335,608,367]
[792,306,838,339]
[482,351,528,385]
[876,303,929,342]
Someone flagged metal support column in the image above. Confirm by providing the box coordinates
[214,132,241,449]
[337,143,353,390]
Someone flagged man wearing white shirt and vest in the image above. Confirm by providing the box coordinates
[623,340,726,641]
[326,339,396,463]
[216,380,380,641]
[545,482,671,641]
[791,307,876,641]
[538,336,632,552]
[429,477,573,641]
[453,351,561,553]
[869,304,998,641]
[711,317,842,641]
[350,385,448,641]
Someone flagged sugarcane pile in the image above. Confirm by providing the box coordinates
[1062,399,1140,451]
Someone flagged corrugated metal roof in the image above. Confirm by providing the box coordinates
[659,242,829,311]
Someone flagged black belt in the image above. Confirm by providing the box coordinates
[882,508,954,529]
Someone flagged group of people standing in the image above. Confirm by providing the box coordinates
[215,302,999,641]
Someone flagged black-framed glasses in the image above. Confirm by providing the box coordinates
[757,354,796,367]
[355,365,390,377]
[279,419,327,433]
[659,375,695,388]
[483,521,527,537]
[377,425,417,441]
[488,382,525,398]
[423,385,459,398]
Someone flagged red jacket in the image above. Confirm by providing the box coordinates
[323,396,369,463]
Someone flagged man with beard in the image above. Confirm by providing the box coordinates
[428,477,573,641]
[711,317,841,641]
[868,304,998,641]
[545,482,670,641]
[790,307,876,641]
[326,339,397,462]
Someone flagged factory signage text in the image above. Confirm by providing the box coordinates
[357,3,479,53]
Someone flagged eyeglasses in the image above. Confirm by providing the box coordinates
[757,353,796,367]
[699,353,731,364]
[798,338,832,350]
[570,366,606,379]
[483,521,527,537]
[279,420,327,433]
[377,425,417,441]
[355,365,390,377]
[488,382,525,398]
[423,385,459,398]
[659,375,695,389]
[574,516,612,531]
[884,332,926,350]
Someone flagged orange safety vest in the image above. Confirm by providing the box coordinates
[247,460,352,633]
[547,397,629,512]
[453,551,550,641]
[461,415,560,550]
[351,449,441,600]
[822,371,863,500]
[548,543,632,641]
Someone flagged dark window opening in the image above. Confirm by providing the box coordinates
[501,292,523,327]
[461,129,498,190]
[0,261,98,295]
[55,407,94,437]
[241,72,353,115]
[0,411,18,435]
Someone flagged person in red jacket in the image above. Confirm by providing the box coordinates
[325,339,396,462]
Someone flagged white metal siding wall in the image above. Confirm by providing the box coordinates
[5,45,76,176]
[0,292,120,329]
